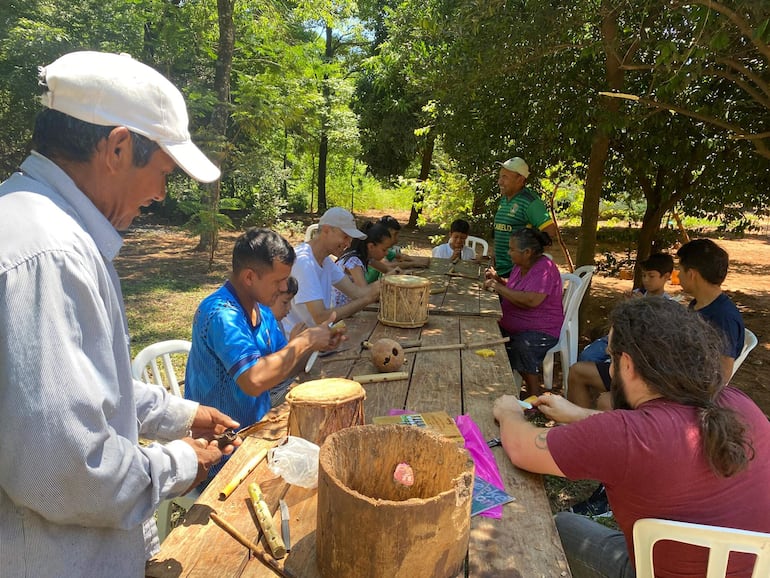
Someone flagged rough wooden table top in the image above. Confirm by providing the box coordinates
[147,292,571,578]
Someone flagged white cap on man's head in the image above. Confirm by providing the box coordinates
[38,51,220,183]
[495,157,529,178]
[318,207,366,239]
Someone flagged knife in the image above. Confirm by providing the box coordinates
[305,319,338,372]
[304,350,320,373]
[279,499,291,552]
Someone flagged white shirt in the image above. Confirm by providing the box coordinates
[431,242,476,260]
[284,242,344,332]
[0,152,199,577]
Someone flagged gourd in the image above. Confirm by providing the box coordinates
[370,338,405,372]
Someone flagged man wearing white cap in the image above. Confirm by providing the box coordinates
[492,157,557,278]
[0,51,240,576]
[284,207,381,333]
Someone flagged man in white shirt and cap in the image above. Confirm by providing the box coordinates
[284,207,380,333]
[0,51,240,577]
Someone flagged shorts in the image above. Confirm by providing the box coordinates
[501,329,559,375]
[596,361,611,390]
[269,377,295,408]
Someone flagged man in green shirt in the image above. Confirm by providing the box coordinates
[493,157,557,277]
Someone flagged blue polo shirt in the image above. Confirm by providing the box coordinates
[186,281,287,428]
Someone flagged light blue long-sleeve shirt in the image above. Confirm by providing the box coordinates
[0,152,199,577]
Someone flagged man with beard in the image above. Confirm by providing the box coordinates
[492,298,770,577]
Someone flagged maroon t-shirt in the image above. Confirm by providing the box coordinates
[548,387,770,577]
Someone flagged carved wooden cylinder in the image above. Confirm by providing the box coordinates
[316,424,474,578]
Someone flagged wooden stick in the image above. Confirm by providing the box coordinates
[209,512,294,578]
[445,271,480,280]
[219,448,268,500]
[248,483,286,559]
[327,338,509,363]
[402,337,510,354]
[353,371,409,384]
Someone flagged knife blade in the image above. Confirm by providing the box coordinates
[279,499,291,552]
[304,350,320,373]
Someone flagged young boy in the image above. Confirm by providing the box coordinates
[269,276,301,407]
[676,238,745,379]
[578,252,674,364]
[568,253,676,413]
[431,218,476,261]
[631,251,674,298]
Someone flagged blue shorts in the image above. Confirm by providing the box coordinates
[501,329,559,375]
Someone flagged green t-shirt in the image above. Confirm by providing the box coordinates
[493,187,553,277]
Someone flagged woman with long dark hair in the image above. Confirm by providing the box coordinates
[333,221,393,307]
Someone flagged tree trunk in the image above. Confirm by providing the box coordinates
[317,24,334,214]
[576,0,624,267]
[196,0,234,256]
[408,133,435,227]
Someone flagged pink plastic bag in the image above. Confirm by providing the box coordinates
[455,414,505,518]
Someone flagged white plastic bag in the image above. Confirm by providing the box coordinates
[267,436,320,488]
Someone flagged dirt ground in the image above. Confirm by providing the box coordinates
[120,210,770,419]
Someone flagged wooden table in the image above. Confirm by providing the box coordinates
[146,260,571,578]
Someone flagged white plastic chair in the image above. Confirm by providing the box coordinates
[131,340,195,542]
[304,223,319,242]
[465,235,489,257]
[633,518,770,578]
[731,329,758,379]
[574,264,596,282]
[131,339,191,397]
[542,272,592,394]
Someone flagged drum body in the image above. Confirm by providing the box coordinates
[379,275,430,328]
[286,378,366,446]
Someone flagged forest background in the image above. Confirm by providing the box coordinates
[4,0,770,276]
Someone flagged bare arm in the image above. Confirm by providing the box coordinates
[493,395,564,476]
[534,393,602,424]
[304,278,380,325]
[235,323,342,396]
[721,355,735,383]
[347,264,368,288]
[484,278,546,309]
[542,223,558,240]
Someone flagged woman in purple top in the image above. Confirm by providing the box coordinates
[485,228,564,397]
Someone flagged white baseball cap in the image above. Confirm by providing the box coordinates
[495,157,529,178]
[39,51,220,183]
[318,207,366,239]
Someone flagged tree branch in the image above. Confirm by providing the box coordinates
[678,0,770,61]
[599,91,770,159]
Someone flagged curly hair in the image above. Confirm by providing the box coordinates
[609,298,754,477]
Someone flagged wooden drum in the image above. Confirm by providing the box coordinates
[379,274,431,328]
[286,378,366,446]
